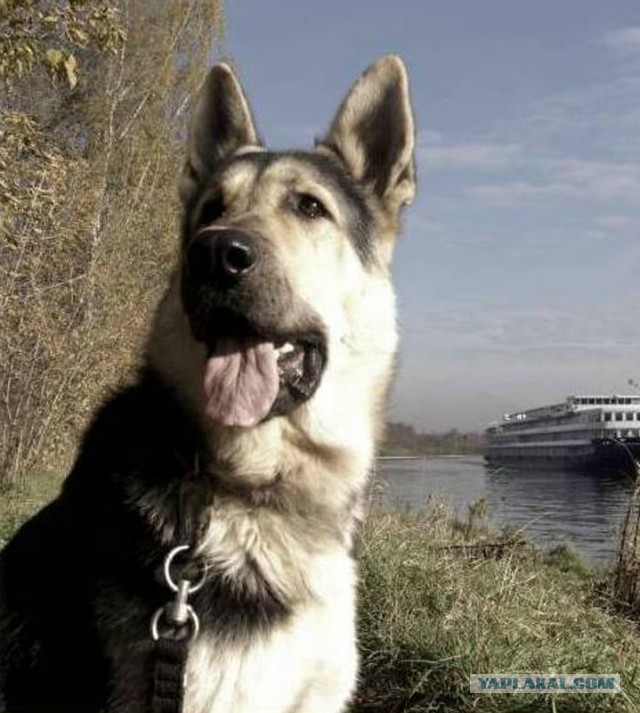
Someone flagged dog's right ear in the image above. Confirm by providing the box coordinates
[180,63,261,204]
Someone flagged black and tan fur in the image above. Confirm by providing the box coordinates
[0,56,416,713]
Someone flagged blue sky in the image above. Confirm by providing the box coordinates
[222,0,640,430]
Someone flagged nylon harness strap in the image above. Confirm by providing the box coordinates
[151,639,189,713]
[149,460,206,713]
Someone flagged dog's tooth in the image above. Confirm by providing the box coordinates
[278,342,295,355]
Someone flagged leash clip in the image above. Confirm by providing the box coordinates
[167,579,192,626]
[150,545,205,643]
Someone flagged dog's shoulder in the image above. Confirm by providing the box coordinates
[0,487,107,708]
[0,498,67,606]
[0,370,196,635]
[49,369,202,534]
[69,370,195,475]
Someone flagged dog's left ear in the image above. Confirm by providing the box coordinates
[320,55,416,215]
[180,63,261,205]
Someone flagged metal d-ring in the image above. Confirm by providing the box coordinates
[150,603,200,643]
[163,545,206,594]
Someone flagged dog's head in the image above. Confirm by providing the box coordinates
[149,56,415,484]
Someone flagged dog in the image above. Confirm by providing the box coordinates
[0,55,416,713]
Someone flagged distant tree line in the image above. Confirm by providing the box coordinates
[381,422,486,456]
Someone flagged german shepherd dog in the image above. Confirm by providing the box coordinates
[0,56,415,712]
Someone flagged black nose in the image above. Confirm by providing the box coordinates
[219,233,257,276]
[188,229,260,282]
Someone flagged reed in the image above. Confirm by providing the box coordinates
[613,458,640,613]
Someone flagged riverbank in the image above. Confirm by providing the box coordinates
[2,475,640,712]
[356,506,640,712]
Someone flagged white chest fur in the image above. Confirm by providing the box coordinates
[184,550,358,713]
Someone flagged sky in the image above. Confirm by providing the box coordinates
[221,0,640,431]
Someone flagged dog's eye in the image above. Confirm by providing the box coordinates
[198,195,225,226]
[295,193,329,220]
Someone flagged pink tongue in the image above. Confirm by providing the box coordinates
[203,338,279,427]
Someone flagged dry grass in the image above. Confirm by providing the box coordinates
[356,506,640,712]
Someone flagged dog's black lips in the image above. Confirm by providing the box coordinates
[202,308,327,420]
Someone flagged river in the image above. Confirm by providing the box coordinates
[373,456,635,564]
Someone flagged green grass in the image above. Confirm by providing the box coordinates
[3,477,640,712]
[355,506,640,712]
[0,471,62,549]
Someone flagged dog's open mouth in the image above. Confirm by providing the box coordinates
[201,313,326,427]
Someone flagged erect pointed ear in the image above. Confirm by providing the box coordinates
[319,55,416,215]
[180,63,261,204]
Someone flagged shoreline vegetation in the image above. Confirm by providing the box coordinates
[381,422,485,457]
[356,506,640,712]
[3,473,640,712]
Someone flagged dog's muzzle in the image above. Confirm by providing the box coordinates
[183,228,327,428]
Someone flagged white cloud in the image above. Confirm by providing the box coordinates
[409,303,640,359]
[594,214,640,230]
[421,141,523,171]
[548,159,640,198]
[466,158,640,206]
[418,129,444,145]
[522,73,640,146]
[601,26,640,55]
[466,180,569,205]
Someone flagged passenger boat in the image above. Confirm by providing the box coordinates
[485,395,640,472]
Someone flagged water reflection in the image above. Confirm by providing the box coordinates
[374,456,635,563]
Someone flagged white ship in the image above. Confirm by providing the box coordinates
[485,395,640,472]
